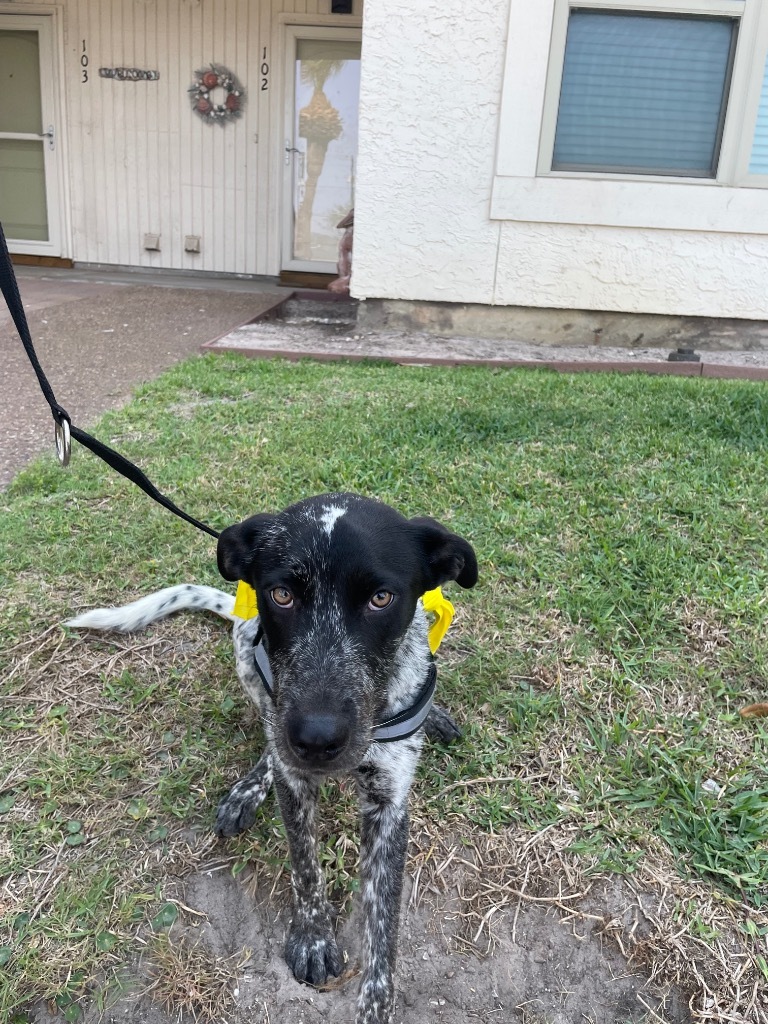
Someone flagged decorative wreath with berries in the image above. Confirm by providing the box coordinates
[189,64,245,124]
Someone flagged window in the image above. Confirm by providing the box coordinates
[491,2,768,231]
[749,52,768,172]
[552,11,738,177]
[535,0,768,187]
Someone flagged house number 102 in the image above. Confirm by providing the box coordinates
[261,47,269,91]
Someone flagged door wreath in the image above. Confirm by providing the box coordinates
[189,64,245,123]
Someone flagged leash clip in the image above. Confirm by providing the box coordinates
[55,417,71,467]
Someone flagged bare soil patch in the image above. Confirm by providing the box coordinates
[31,865,688,1024]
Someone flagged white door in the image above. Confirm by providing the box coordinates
[0,14,62,256]
[282,27,361,274]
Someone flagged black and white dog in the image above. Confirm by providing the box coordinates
[67,493,477,1024]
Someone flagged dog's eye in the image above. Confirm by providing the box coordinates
[368,590,394,610]
[270,586,294,608]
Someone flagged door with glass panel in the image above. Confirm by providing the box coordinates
[282,28,361,272]
[0,15,61,255]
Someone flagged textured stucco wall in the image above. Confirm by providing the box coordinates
[495,222,768,319]
[354,0,768,319]
[352,0,506,305]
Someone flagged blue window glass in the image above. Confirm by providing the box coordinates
[749,52,768,174]
[553,11,737,176]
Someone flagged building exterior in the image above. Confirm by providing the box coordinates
[2,0,768,320]
[1,0,363,277]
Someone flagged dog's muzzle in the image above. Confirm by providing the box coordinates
[251,626,437,744]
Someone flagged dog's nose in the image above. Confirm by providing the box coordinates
[286,712,351,764]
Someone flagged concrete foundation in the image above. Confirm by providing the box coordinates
[356,298,768,352]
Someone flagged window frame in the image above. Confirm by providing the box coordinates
[539,0,767,185]
[490,0,768,229]
[545,8,740,179]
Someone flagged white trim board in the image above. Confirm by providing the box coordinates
[490,175,768,233]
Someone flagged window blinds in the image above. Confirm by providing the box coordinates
[552,11,736,177]
[749,52,768,174]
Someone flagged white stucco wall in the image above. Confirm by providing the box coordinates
[353,0,508,305]
[494,222,768,319]
[353,0,768,319]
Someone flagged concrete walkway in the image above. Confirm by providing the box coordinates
[1,266,284,487]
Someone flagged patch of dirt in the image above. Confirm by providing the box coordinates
[32,868,688,1024]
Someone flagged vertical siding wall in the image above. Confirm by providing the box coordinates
[10,0,336,274]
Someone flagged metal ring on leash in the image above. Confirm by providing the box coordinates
[55,417,71,466]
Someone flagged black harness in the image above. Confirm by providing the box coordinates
[251,625,437,743]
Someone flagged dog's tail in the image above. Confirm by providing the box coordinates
[64,584,238,633]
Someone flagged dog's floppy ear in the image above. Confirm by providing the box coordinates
[217,513,275,582]
[409,517,478,591]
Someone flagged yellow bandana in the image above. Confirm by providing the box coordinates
[232,581,454,654]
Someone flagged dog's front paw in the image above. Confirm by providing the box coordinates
[356,975,395,1024]
[425,703,462,743]
[215,755,274,837]
[215,789,258,837]
[285,920,342,987]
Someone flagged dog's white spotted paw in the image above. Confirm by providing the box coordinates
[214,783,266,836]
[424,703,462,743]
[215,755,273,837]
[215,793,257,837]
[285,922,342,987]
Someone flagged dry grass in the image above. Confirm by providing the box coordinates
[144,933,251,1022]
[406,818,768,1023]
[0,619,234,1012]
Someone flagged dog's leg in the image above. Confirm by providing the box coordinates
[354,748,419,1024]
[274,763,342,986]
[215,751,274,837]
[357,800,408,1024]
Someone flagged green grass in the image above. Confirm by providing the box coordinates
[2,355,767,1019]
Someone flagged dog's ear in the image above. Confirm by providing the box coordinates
[409,517,478,591]
[217,513,275,582]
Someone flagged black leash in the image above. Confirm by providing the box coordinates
[0,222,220,540]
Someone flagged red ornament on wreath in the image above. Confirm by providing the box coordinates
[189,63,246,125]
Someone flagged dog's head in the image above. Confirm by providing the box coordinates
[217,493,477,774]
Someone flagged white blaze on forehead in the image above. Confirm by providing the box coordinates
[319,503,347,537]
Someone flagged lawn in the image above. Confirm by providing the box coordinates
[1,355,767,1022]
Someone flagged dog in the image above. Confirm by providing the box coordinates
[66,492,478,1024]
